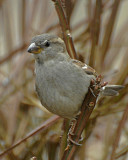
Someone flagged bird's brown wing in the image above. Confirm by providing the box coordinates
[71,59,98,77]
[71,60,124,96]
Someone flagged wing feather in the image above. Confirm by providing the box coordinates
[71,59,97,77]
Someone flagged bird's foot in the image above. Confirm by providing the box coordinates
[68,134,82,146]
[67,117,82,146]
[89,87,96,97]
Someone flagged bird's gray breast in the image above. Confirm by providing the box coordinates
[35,60,92,118]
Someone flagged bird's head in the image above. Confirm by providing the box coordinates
[27,34,67,62]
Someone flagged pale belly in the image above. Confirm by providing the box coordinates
[35,61,93,118]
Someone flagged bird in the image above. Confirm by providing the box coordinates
[27,33,124,119]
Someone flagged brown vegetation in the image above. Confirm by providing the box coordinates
[0,0,128,160]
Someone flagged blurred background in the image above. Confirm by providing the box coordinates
[0,0,128,160]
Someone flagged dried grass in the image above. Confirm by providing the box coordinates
[0,0,128,160]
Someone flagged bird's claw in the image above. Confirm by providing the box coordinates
[89,87,96,97]
[67,116,83,146]
[68,135,82,146]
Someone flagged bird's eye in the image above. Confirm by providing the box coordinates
[44,41,50,47]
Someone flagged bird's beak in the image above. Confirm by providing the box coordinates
[27,43,42,54]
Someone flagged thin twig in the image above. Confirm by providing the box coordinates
[60,119,70,159]
[63,0,78,25]
[115,145,128,159]
[110,105,128,160]
[101,0,121,66]
[51,0,77,59]
[0,43,28,64]
[0,115,60,158]
[89,0,102,68]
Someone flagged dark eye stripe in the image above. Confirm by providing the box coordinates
[43,40,50,47]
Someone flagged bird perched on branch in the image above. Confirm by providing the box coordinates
[27,34,124,119]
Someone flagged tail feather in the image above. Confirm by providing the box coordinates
[101,85,124,96]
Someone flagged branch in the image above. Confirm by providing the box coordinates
[101,0,121,65]
[0,43,28,64]
[115,145,128,159]
[51,0,77,59]
[0,115,60,158]
[60,119,70,158]
[61,75,103,160]
[89,0,102,68]
[110,105,128,160]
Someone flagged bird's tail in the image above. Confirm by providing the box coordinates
[101,85,124,96]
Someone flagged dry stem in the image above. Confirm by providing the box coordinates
[52,0,77,59]
[0,115,60,158]
[110,105,128,160]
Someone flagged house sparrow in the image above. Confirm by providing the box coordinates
[27,34,124,119]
